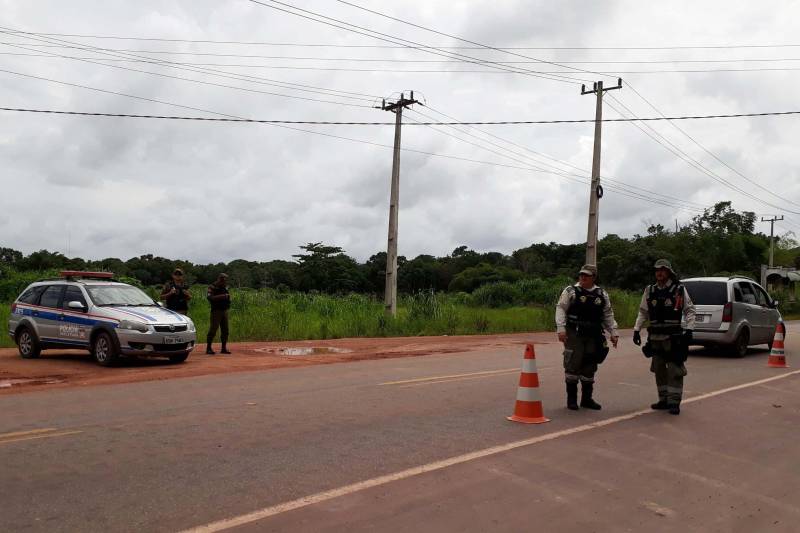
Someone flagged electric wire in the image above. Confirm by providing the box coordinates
[5,31,800,50]
[244,0,589,84]
[604,95,800,219]
[624,81,800,210]
[0,28,380,105]
[3,105,800,125]
[333,0,617,81]
[9,52,800,74]
[404,106,705,213]
[0,41,373,109]
[10,43,800,64]
[418,104,708,210]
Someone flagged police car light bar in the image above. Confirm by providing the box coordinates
[59,271,115,279]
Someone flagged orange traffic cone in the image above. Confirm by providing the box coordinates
[768,321,788,368]
[508,344,550,424]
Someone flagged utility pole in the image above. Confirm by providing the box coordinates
[380,92,418,317]
[761,215,784,267]
[581,78,622,267]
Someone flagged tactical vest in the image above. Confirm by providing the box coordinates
[165,281,188,311]
[646,283,684,335]
[566,286,606,336]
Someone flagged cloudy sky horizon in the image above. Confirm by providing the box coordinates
[2,0,799,264]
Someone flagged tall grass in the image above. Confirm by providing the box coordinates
[0,278,663,348]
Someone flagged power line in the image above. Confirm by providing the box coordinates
[406,106,706,211]
[11,51,800,75]
[10,43,800,64]
[605,94,800,217]
[244,0,588,84]
[5,31,800,50]
[404,107,704,213]
[0,29,378,106]
[333,0,611,81]
[4,105,800,125]
[624,81,800,210]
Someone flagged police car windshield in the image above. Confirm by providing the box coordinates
[86,285,156,307]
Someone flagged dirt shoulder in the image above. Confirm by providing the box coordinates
[0,332,558,395]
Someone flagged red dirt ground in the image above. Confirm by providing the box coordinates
[0,332,557,395]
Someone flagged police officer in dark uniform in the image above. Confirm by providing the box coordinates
[160,267,191,315]
[633,259,696,415]
[206,273,231,355]
[555,264,619,410]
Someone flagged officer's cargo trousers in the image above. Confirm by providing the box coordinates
[649,338,687,405]
[207,309,229,346]
[563,328,599,384]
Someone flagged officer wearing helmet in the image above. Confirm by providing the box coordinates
[633,259,696,415]
[555,264,619,411]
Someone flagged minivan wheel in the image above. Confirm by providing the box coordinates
[732,328,749,358]
[17,327,41,359]
[92,332,120,367]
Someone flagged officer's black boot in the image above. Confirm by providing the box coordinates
[566,382,579,410]
[651,400,669,410]
[580,382,602,410]
[668,403,681,415]
[206,343,215,355]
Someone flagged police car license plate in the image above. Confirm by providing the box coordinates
[697,314,709,323]
[164,337,183,344]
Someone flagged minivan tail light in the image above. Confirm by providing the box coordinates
[722,302,733,323]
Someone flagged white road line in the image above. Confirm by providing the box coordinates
[379,368,520,386]
[179,369,800,533]
[399,370,521,388]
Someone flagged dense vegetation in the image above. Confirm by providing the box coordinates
[1,202,797,296]
[0,202,797,348]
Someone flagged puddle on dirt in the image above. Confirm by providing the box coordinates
[254,347,353,356]
[0,378,65,388]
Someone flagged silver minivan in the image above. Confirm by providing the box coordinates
[682,276,782,357]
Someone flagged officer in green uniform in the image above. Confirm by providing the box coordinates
[206,273,232,355]
[160,267,192,315]
[633,259,696,415]
[556,264,619,410]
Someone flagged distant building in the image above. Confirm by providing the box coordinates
[761,265,799,302]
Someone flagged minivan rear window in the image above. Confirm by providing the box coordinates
[683,281,728,305]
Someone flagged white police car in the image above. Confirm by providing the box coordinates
[7,271,196,366]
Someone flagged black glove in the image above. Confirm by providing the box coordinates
[633,330,641,346]
[683,330,693,343]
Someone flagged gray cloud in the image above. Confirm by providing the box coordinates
[1,0,799,264]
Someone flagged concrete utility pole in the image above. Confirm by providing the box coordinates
[580,78,622,267]
[762,215,784,267]
[380,92,418,316]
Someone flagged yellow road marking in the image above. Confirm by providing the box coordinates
[379,368,519,386]
[0,428,83,445]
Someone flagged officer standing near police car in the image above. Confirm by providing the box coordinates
[633,259,695,415]
[555,264,619,411]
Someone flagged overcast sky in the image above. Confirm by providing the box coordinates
[2,0,799,264]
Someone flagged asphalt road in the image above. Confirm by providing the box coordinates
[1,325,798,532]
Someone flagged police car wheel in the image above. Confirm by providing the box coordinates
[17,327,41,359]
[92,332,120,367]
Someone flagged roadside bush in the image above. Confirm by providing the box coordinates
[470,282,521,308]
